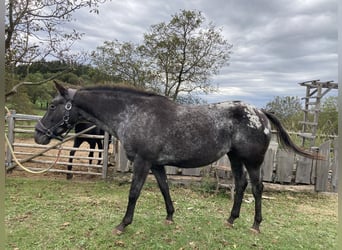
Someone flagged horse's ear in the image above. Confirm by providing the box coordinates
[54,80,68,98]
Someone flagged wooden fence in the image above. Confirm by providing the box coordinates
[5,111,111,178]
[261,139,338,192]
[5,111,338,192]
[115,133,339,193]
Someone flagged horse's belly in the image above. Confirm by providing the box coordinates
[155,144,229,168]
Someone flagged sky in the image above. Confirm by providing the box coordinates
[66,0,338,107]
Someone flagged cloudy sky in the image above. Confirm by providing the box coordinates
[68,0,338,107]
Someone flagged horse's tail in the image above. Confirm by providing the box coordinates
[262,110,323,160]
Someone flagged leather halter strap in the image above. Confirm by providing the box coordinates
[36,100,74,141]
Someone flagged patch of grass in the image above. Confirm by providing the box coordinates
[5,177,337,249]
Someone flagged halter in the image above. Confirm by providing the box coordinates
[35,101,74,141]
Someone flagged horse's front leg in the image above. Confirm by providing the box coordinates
[114,155,151,235]
[151,165,175,223]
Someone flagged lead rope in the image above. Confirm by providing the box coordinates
[5,104,62,174]
[5,106,97,174]
[5,134,62,174]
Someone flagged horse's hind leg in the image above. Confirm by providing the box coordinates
[87,140,96,165]
[86,140,98,175]
[114,155,151,235]
[67,139,82,179]
[245,164,264,233]
[96,139,103,165]
[151,165,175,223]
[227,152,248,227]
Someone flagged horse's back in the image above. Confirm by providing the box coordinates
[120,99,271,167]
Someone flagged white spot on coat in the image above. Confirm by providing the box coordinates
[244,106,262,129]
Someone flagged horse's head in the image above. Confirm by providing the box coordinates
[34,82,79,145]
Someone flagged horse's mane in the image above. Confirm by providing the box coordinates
[80,85,164,98]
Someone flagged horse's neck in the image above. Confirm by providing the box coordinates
[74,90,137,134]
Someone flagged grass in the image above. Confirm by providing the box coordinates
[5,177,337,249]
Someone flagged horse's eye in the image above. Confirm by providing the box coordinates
[49,104,56,110]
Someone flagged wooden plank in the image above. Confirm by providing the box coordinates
[5,110,15,168]
[275,150,295,183]
[261,148,276,182]
[12,113,41,120]
[102,132,110,178]
[165,166,178,175]
[315,141,331,192]
[13,143,104,153]
[295,156,313,184]
[29,159,102,168]
[15,167,102,176]
[331,138,338,192]
[181,167,202,176]
[13,151,102,161]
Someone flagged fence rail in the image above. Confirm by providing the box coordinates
[5,111,110,178]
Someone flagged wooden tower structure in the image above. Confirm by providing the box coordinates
[298,80,338,147]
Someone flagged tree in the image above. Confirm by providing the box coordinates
[22,72,51,105]
[92,10,232,101]
[5,0,107,69]
[142,10,232,101]
[5,59,116,114]
[91,40,157,90]
[265,96,302,130]
[5,0,108,111]
[318,96,338,135]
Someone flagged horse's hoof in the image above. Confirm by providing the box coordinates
[250,227,260,234]
[66,174,73,180]
[113,228,124,236]
[225,221,234,229]
[113,224,125,235]
[165,219,174,225]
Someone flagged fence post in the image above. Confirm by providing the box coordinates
[102,131,110,179]
[5,110,16,169]
[331,138,338,192]
[311,147,319,185]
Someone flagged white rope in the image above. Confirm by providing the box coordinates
[5,105,61,174]
[5,133,62,174]
[5,106,97,173]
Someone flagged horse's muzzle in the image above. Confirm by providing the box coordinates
[34,129,51,145]
[34,121,52,145]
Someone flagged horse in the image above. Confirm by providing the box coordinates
[66,122,109,180]
[34,82,319,235]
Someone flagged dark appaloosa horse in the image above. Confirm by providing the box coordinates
[34,82,319,235]
[67,122,108,180]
